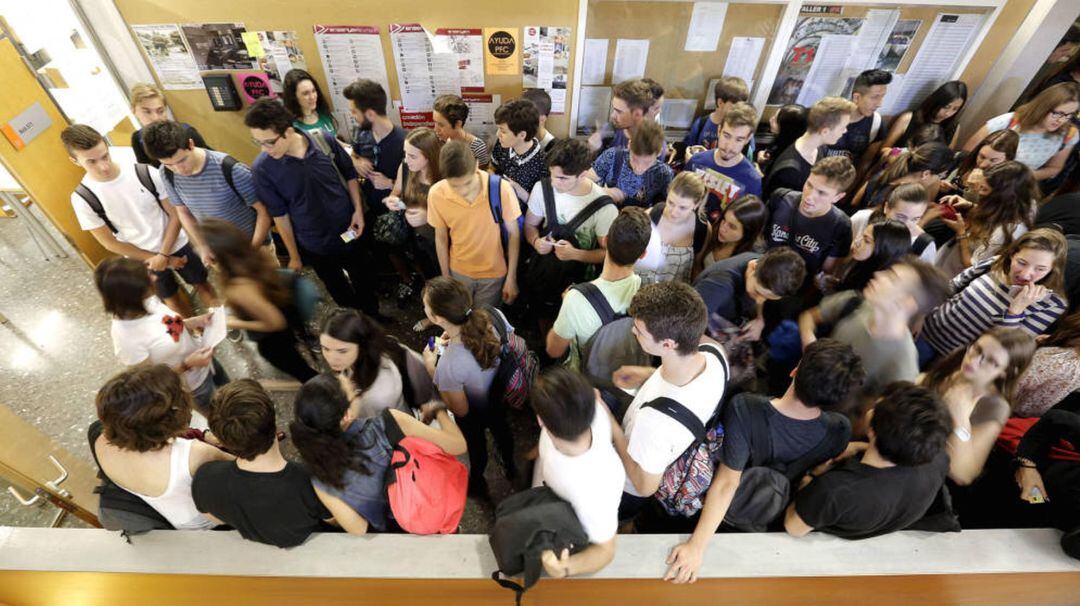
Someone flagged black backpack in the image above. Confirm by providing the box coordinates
[87,421,174,538]
[489,486,589,605]
[74,163,162,234]
[162,154,245,202]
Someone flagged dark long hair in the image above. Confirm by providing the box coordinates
[761,104,807,174]
[200,219,291,308]
[289,374,373,489]
[878,142,955,185]
[1041,312,1080,351]
[423,277,500,369]
[967,161,1037,248]
[282,69,336,128]
[698,195,766,265]
[921,327,1036,405]
[837,219,911,292]
[903,81,967,145]
[321,309,407,394]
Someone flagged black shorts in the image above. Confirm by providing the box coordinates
[153,242,208,299]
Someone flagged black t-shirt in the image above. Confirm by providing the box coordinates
[794,451,950,540]
[192,460,331,548]
[826,113,883,161]
[765,189,853,278]
[353,125,407,212]
[132,123,209,168]
[721,393,851,474]
[694,252,760,326]
[1036,193,1080,237]
[491,139,547,203]
[1064,235,1080,314]
[762,143,815,199]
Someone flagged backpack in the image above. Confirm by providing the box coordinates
[996,415,1080,463]
[489,486,589,605]
[74,163,163,234]
[646,344,730,517]
[486,306,539,410]
[486,172,526,254]
[381,409,468,535]
[306,128,349,191]
[162,154,245,202]
[571,282,652,413]
[87,421,175,538]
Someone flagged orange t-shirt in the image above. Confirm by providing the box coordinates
[427,170,520,279]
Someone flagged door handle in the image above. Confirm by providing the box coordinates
[45,454,71,498]
[7,485,42,506]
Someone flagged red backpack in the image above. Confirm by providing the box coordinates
[382,410,468,534]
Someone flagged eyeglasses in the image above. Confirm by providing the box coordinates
[1048,110,1077,120]
[251,134,283,149]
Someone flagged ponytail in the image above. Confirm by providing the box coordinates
[423,277,502,370]
[880,142,954,185]
[460,308,501,370]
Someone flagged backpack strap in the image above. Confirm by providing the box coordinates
[540,177,558,237]
[219,155,245,201]
[747,398,774,468]
[491,571,527,606]
[560,195,615,236]
[74,185,117,233]
[642,397,707,442]
[306,129,349,191]
[487,173,508,246]
[698,342,730,385]
[692,216,708,252]
[134,163,159,200]
[570,282,617,325]
[648,203,663,225]
[912,232,934,256]
[485,304,511,348]
[869,112,882,142]
[380,408,406,449]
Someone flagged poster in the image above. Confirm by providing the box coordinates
[722,37,765,88]
[887,13,983,114]
[875,20,921,72]
[236,71,274,103]
[398,108,436,130]
[684,2,728,52]
[767,16,862,105]
[434,28,485,92]
[180,23,257,70]
[244,31,306,93]
[131,24,202,90]
[582,39,608,85]
[484,27,520,75]
[612,39,649,82]
[522,26,571,113]
[576,86,612,132]
[313,25,392,131]
[390,23,460,112]
[463,93,501,143]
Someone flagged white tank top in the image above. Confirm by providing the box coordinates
[125,438,214,530]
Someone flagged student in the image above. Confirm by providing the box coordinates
[696,195,768,273]
[881,81,968,150]
[694,247,806,341]
[941,129,1018,199]
[819,219,911,294]
[1014,312,1080,418]
[635,172,711,285]
[826,69,892,174]
[764,155,856,281]
[664,339,863,584]
[922,228,1069,358]
[763,97,855,199]
[588,119,674,208]
[684,76,751,156]
[421,277,518,496]
[587,79,654,154]
[192,380,332,548]
[427,140,521,307]
[608,281,729,520]
[344,79,406,216]
[963,82,1079,181]
[93,364,232,530]
[141,120,271,265]
[433,94,490,167]
[850,142,954,210]
[785,382,952,540]
[546,207,653,367]
[290,373,466,535]
[63,124,214,317]
[384,127,444,287]
[282,69,338,136]
[491,98,546,202]
[532,367,622,578]
[1014,407,1080,558]
[521,88,557,152]
[129,83,209,168]
[851,183,938,264]
[244,98,381,319]
[201,219,318,383]
[756,104,808,176]
[801,259,951,396]
[684,102,763,220]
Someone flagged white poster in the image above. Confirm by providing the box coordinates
[684,2,728,52]
[582,38,608,85]
[463,92,501,145]
[523,26,572,113]
[389,23,460,112]
[131,24,202,90]
[433,28,485,92]
[612,39,649,83]
[888,13,983,113]
[796,34,856,107]
[845,9,900,74]
[313,25,392,130]
[660,99,698,129]
[576,86,612,132]
[722,37,765,88]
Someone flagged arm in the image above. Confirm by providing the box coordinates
[87,226,157,262]
[608,418,662,497]
[502,216,521,304]
[821,255,843,274]
[1033,145,1073,181]
[175,206,208,262]
[389,407,467,456]
[542,537,617,579]
[962,125,990,153]
[856,142,883,182]
[158,197,183,257]
[524,210,551,254]
[783,502,815,537]
[948,397,1009,486]
[437,389,471,418]
[849,180,869,209]
[314,487,369,535]
[880,112,912,151]
[664,464,743,583]
[434,226,451,277]
[799,307,823,349]
[250,202,272,247]
[223,281,287,333]
[272,215,303,271]
[347,178,366,234]
[545,329,572,360]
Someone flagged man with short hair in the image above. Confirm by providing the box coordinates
[826,69,892,176]
[546,207,652,366]
[427,140,521,307]
[587,79,655,154]
[142,120,272,266]
[62,123,214,317]
[491,98,546,203]
[193,380,332,548]
[521,88,557,152]
[684,76,751,155]
[684,102,763,220]
[786,382,952,540]
[343,79,406,215]
[588,119,674,207]
[763,96,856,199]
[694,247,806,342]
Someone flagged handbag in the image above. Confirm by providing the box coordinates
[373,210,410,247]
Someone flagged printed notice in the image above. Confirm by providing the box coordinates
[131,24,202,90]
[389,23,460,112]
[888,13,983,113]
[582,38,608,85]
[576,86,612,133]
[523,26,572,113]
[796,34,855,106]
[484,27,520,75]
[685,2,728,52]
[722,37,765,88]
[612,39,649,83]
[434,28,485,92]
[248,31,306,93]
[463,93,502,144]
[313,25,392,131]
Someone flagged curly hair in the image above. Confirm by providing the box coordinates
[97,365,193,452]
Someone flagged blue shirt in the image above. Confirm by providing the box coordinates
[685,150,762,221]
[592,147,673,208]
[253,130,360,255]
[352,125,406,211]
[310,416,392,531]
[161,150,262,241]
[684,114,757,158]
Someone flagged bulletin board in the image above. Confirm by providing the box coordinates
[111,0,581,165]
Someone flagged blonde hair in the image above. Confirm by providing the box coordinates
[669,172,707,206]
[130,83,165,109]
[629,119,665,156]
[807,97,857,132]
[1014,82,1080,133]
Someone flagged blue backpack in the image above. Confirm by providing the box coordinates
[486,173,525,253]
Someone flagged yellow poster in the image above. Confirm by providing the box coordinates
[484,27,519,75]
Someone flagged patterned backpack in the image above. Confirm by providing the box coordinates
[486,306,539,410]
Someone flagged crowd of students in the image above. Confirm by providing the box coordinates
[65,65,1080,579]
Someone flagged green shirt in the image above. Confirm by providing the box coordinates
[552,273,642,370]
[293,112,337,137]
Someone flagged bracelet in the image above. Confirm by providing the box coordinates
[956,233,969,240]
[1017,457,1037,469]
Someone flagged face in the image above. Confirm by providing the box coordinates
[549,166,583,194]
[1008,247,1055,286]
[854,85,887,116]
[744,260,780,304]
[864,264,917,310]
[716,210,744,244]
[403,141,428,173]
[715,124,752,162]
[496,123,525,149]
[886,200,926,232]
[934,97,965,123]
[821,114,852,146]
[1042,102,1079,131]
[800,173,845,217]
[250,126,288,159]
[663,192,698,223]
[157,142,198,176]
[975,145,1007,170]
[960,335,1009,387]
[850,224,876,261]
[296,79,318,112]
[631,318,668,356]
[629,151,660,175]
[70,141,117,181]
[432,111,455,140]
[320,334,359,373]
[349,102,371,130]
[610,97,641,130]
[134,98,167,127]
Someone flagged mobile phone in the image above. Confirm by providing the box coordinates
[1030,486,1045,504]
[939,203,958,221]
[340,228,359,243]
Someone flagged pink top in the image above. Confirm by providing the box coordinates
[1013,347,1080,418]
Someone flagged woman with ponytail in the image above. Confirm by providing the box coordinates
[290,373,465,535]
[851,141,955,209]
[421,276,517,497]
[851,183,937,263]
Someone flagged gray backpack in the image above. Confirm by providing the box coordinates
[572,282,652,412]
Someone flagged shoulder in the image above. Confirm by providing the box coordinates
[985,113,1013,131]
[687,150,712,168]
[595,147,617,164]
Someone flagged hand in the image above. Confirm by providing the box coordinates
[533,236,555,255]
[756,150,770,165]
[350,210,365,237]
[737,317,765,342]
[541,548,571,579]
[964,168,986,190]
[167,255,188,270]
[198,248,215,268]
[369,172,394,190]
[1009,284,1049,316]
[183,346,214,370]
[183,311,214,334]
[604,187,626,204]
[664,542,703,584]
[421,343,438,369]
[287,256,303,271]
[684,145,706,163]
[553,240,579,261]
[145,253,168,272]
[939,194,967,208]
[352,156,374,177]
[941,213,966,235]
[383,195,405,212]
[587,130,602,153]
[404,207,427,228]
[337,372,359,403]
[502,277,519,305]
[612,365,654,390]
[1016,466,1048,504]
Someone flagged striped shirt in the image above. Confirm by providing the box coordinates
[922,257,1066,356]
[469,136,490,167]
[160,150,260,240]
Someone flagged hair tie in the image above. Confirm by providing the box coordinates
[464,308,473,318]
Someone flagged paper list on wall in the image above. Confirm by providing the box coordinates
[313,25,392,130]
[684,2,728,52]
[576,86,612,132]
[795,35,855,107]
[845,10,900,73]
[462,93,501,144]
[612,39,649,83]
[878,73,906,116]
[888,13,984,114]
[390,24,460,112]
[722,37,765,87]
[433,28,485,92]
[582,39,608,85]
[661,99,698,129]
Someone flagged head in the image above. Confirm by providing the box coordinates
[494,98,540,148]
[749,247,806,303]
[917,81,967,128]
[1040,311,1080,350]
[319,308,400,393]
[130,83,168,127]
[610,79,653,130]
[96,364,193,452]
[606,207,653,267]
[628,281,708,357]
[642,78,665,120]
[1016,82,1080,133]
[432,94,470,140]
[94,257,152,319]
[851,69,892,117]
[422,277,501,369]
[955,328,1036,397]
[792,339,865,411]
[880,142,955,187]
[546,138,593,193]
[968,161,1038,242]
[343,79,388,129]
[521,88,552,128]
[881,183,930,231]
[850,219,911,263]
[628,119,665,174]
[664,172,707,223]
[439,140,479,185]
[531,367,596,442]
[290,374,368,488]
[716,195,767,255]
[869,382,951,467]
[962,129,1019,177]
[282,69,329,118]
[244,98,296,160]
[402,127,443,179]
[714,76,751,118]
[62,124,116,181]
[807,97,856,144]
[993,227,1068,293]
[141,120,201,176]
[715,102,757,162]
[864,259,951,319]
[208,379,277,461]
[908,123,946,148]
[800,156,856,217]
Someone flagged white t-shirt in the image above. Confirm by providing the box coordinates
[71,163,187,254]
[355,354,410,418]
[110,297,209,390]
[621,344,728,496]
[536,401,624,543]
[851,209,936,264]
[984,112,1079,171]
[526,180,618,251]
